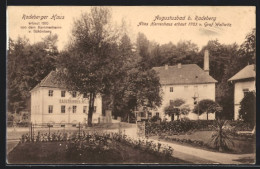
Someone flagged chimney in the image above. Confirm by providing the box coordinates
[165,64,168,70]
[177,63,182,68]
[204,50,209,74]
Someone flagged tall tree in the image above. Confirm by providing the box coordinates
[136,33,151,70]
[7,35,58,114]
[57,7,120,126]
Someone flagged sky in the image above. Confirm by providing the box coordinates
[7,6,255,51]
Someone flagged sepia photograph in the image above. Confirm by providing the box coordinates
[6,6,256,164]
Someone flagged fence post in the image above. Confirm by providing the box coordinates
[78,122,81,138]
[32,123,34,141]
[30,123,33,141]
[48,125,50,136]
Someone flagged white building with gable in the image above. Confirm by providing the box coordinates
[30,70,102,125]
[152,50,217,120]
[228,64,256,120]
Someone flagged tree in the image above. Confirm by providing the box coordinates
[7,35,58,114]
[57,7,120,126]
[193,99,220,120]
[239,91,256,125]
[57,7,162,126]
[238,28,256,65]
[164,99,187,121]
[217,28,255,120]
[136,33,151,70]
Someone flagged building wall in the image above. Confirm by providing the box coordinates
[152,83,216,120]
[31,87,102,124]
[234,80,255,120]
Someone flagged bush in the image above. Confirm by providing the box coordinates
[150,116,161,122]
[146,120,215,136]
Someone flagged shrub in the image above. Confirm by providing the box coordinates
[209,120,234,152]
[150,115,161,122]
[145,120,215,136]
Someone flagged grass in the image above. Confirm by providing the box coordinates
[152,130,255,154]
[7,141,189,164]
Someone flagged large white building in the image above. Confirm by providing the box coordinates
[30,70,102,125]
[228,64,256,120]
[152,50,217,120]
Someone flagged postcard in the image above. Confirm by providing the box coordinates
[6,6,256,164]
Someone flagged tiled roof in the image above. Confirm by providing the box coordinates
[31,71,65,91]
[152,64,217,85]
[228,64,255,81]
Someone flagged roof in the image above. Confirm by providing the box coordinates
[152,64,217,85]
[228,64,255,82]
[30,71,65,92]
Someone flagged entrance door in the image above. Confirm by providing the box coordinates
[171,114,175,121]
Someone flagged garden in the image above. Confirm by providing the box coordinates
[145,120,255,154]
[8,130,189,164]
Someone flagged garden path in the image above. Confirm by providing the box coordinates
[113,126,255,164]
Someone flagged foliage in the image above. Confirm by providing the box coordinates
[209,120,234,152]
[145,120,215,136]
[7,34,58,113]
[150,115,161,122]
[239,91,256,125]
[193,99,220,120]
[56,7,121,126]
[57,8,162,125]
[164,99,188,120]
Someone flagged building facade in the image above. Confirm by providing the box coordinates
[228,64,255,120]
[152,50,217,120]
[30,71,102,125]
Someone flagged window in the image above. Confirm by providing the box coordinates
[170,100,174,106]
[148,112,152,118]
[72,106,77,113]
[170,87,173,92]
[61,91,66,97]
[61,105,66,113]
[83,106,87,113]
[156,112,160,117]
[72,91,77,98]
[94,106,97,113]
[48,105,53,113]
[49,90,53,97]
[243,88,249,97]
[83,93,88,98]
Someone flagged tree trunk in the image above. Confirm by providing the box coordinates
[207,111,208,121]
[87,93,95,127]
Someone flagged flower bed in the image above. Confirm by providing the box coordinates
[10,131,183,164]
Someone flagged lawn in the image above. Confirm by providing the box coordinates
[151,130,255,154]
[7,141,189,164]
